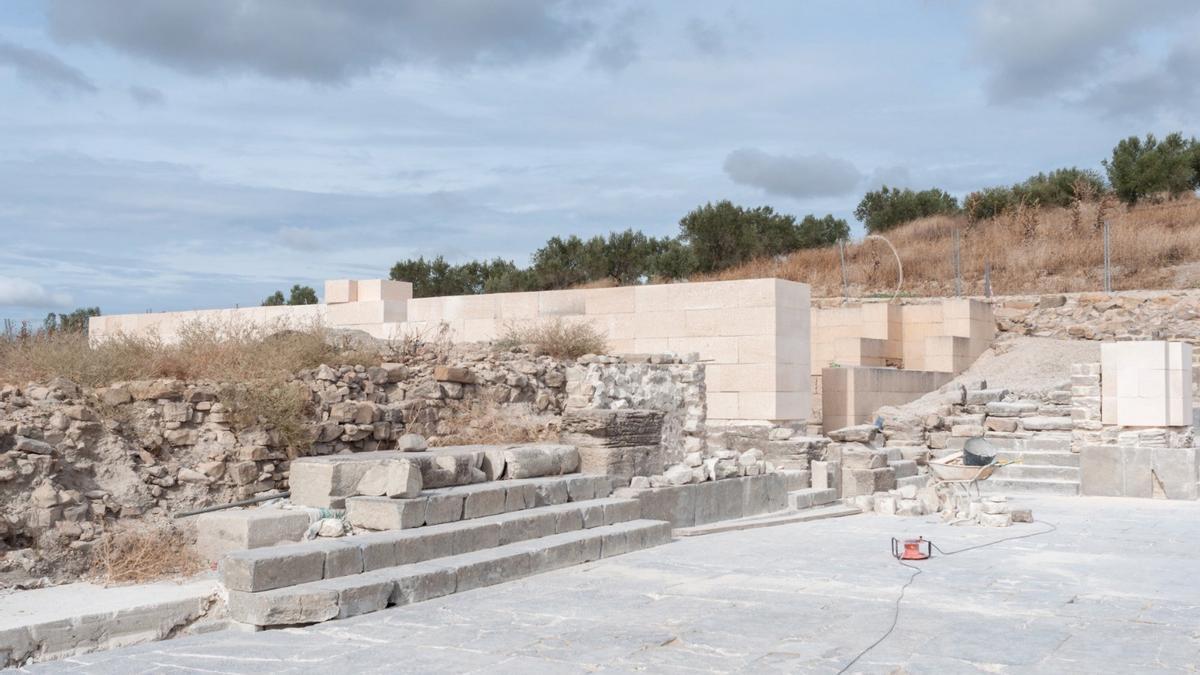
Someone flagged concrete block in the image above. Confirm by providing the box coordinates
[228,587,339,626]
[453,548,533,593]
[220,545,326,593]
[346,497,426,531]
[387,561,458,606]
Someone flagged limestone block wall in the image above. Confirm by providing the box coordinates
[821,366,954,430]
[90,278,812,424]
[1100,341,1192,427]
[810,298,993,375]
[89,304,327,344]
[393,279,811,422]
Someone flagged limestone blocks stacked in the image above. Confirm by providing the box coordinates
[1100,341,1192,427]
[939,494,1032,527]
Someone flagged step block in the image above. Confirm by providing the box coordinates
[345,474,612,531]
[995,464,1080,482]
[787,488,837,510]
[195,508,313,563]
[895,474,930,491]
[227,519,672,626]
[995,451,1080,468]
[222,497,642,593]
[978,478,1080,496]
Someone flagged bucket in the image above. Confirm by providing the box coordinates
[962,437,998,467]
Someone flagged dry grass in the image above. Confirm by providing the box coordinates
[496,318,607,359]
[0,319,379,387]
[429,399,560,446]
[699,195,1200,297]
[89,523,203,584]
[221,380,315,456]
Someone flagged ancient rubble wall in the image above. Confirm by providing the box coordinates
[91,278,813,424]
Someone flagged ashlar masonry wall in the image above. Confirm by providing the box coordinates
[91,278,812,424]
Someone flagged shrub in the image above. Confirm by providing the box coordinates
[89,524,202,584]
[495,318,606,359]
[222,380,314,456]
[854,185,959,232]
[1104,132,1200,204]
[679,200,823,273]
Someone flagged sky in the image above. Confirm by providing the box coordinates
[1,0,1198,320]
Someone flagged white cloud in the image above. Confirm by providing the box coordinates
[723,148,862,199]
[0,278,72,308]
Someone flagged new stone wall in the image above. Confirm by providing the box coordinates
[92,278,813,424]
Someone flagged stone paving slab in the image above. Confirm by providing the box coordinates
[31,496,1200,673]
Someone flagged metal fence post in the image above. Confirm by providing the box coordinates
[1103,220,1112,294]
[953,230,962,297]
[838,239,849,300]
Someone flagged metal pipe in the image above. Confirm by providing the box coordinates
[173,491,290,519]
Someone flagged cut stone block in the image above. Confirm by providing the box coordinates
[458,484,508,519]
[310,573,393,619]
[890,459,919,478]
[227,587,338,626]
[220,545,326,593]
[454,548,533,593]
[423,493,465,526]
[290,456,382,509]
[195,509,312,563]
[840,444,888,469]
[1020,416,1073,431]
[502,444,581,478]
[842,467,896,497]
[387,562,458,606]
[497,510,558,545]
[346,497,426,530]
[512,530,603,574]
[601,498,641,525]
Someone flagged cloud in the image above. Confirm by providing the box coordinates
[0,40,97,96]
[128,84,166,107]
[1082,38,1200,118]
[278,226,320,251]
[973,0,1199,105]
[48,0,600,83]
[684,18,725,56]
[723,148,862,199]
[866,165,912,190]
[588,8,644,73]
[0,278,72,308]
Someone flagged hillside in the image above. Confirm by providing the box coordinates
[700,195,1200,297]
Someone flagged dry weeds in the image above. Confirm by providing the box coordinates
[0,319,379,387]
[88,523,203,585]
[429,399,560,446]
[495,318,607,359]
[699,195,1200,297]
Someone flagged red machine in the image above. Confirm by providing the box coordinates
[891,537,931,561]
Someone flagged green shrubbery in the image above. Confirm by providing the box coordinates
[964,168,1106,221]
[389,202,848,297]
[853,186,959,233]
[262,284,318,306]
[1104,132,1200,205]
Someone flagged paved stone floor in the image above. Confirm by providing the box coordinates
[31,495,1200,673]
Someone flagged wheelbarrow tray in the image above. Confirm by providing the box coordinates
[928,452,996,482]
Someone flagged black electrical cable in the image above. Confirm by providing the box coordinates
[835,520,1058,674]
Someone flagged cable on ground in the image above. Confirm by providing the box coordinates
[835,520,1058,674]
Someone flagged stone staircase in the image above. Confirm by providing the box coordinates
[219,471,672,627]
[979,437,1080,496]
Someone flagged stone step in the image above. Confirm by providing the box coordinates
[786,487,837,510]
[993,464,1079,482]
[346,474,612,530]
[221,497,642,593]
[895,474,930,491]
[227,519,673,627]
[995,450,1080,467]
[978,477,1079,496]
[673,504,860,537]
